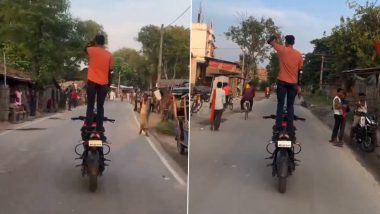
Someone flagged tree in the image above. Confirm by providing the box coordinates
[0,0,106,84]
[112,48,149,88]
[137,25,190,85]
[225,15,281,80]
[266,52,279,84]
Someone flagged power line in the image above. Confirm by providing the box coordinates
[166,5,191,27]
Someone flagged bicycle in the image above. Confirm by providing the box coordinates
[244,100,250,120]
[225,96,233,111]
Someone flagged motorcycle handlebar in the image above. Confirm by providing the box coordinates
[263,115,276,119]
[71,116,115,123]
[262,115,306,121]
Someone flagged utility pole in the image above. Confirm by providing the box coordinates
[319,55,324,91]
[3,49,6,87]
[118,69,121,97]
[157,24,164,85]
[241,48,246,96]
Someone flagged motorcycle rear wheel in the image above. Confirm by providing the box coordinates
[279,177,287,193]
[89,174,98,192]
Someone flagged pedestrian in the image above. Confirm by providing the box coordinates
[84,34,114,141]
[329,88,344,146]
[223,82,232,108]
[15,88,22,106]
[148,93,154,113]
[28,89,37,116]
[209,82,225,131]
[268,34,303,139]
[339,91,350,143]
[240,82,255,112]
[139,93,150,136]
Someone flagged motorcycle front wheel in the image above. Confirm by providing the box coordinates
[361,135,376,153]
[87,150,100,192]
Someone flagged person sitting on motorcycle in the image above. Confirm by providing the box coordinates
[240,82,255,112]
[223,82,232,107]
[350,92,367,139]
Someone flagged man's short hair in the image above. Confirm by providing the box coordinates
[95,34,105,45]
[359,92,366,97]
[285,35,295,45]
[337,88,343,93]
[217,82,223,88]
[223,82,228,87]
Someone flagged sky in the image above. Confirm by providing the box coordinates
[70,0,191,52]
[192,0,375,63]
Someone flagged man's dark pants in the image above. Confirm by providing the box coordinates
[85,81,108,132]
[275,80,297,132]
[331,114,343,141]
[339,118,346,141]
[213,109,223,130]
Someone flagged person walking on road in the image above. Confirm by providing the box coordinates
[330,88,344,146]
[210,82,225,131]
[139,93,150,137]
[84,34,114,140]
[240,82,255,112]
[268,34,303,139]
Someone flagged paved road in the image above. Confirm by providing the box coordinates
[0,102,186,214]
[189,96,380,214]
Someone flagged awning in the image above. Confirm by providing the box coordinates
[205,57,241,76]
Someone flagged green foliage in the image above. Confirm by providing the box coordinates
[266,52,279,84]
[136,25,190,84]
[0,0,106,85]
[225,16,281,78]
[112,48,149,89]
[303,0,380,85]
[156,120,176,136]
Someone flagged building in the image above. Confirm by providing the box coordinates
[191,22,216,85]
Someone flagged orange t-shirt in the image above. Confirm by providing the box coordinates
[274,43,303,84]
[87,46,114,85]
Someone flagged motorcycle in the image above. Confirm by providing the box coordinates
[263,113,305,193]
[71,115,115,192]
[352,113,378,152]
[191,94,203,115]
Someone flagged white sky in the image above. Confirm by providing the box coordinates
[70,0,191,52]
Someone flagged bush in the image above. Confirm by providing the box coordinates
[156,120,176,136]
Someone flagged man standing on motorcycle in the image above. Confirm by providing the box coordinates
[84,34,114,140]
[268,34,303,139]
[350,93,367,139]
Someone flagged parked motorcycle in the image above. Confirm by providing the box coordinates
[191,94,203,115]
[263,113,305,193]
[351,113,378,152]
[72,115,115,192]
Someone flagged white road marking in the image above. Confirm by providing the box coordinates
[0,112,62,137]
[132,113,186,186]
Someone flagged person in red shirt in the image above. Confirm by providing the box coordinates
[85,34,114,139]
[223,82,232,107]
[268,34,303,138]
